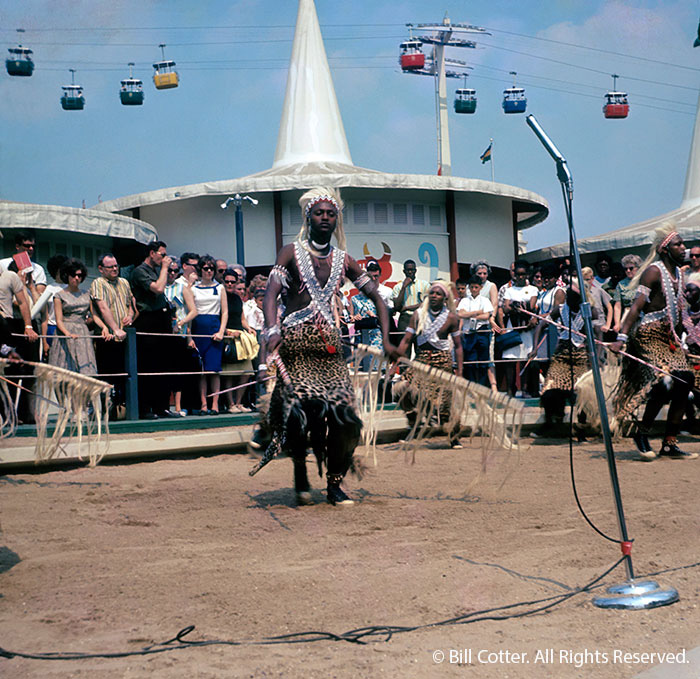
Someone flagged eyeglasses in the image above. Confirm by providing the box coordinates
[624,266,637,271]
[217,268,226,273]
[168,268,180,273]
[224,280,237,285]
[201,266,215,271]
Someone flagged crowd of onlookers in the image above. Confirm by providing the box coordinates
[3,228,687,421]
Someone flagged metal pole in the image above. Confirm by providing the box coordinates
[234,194,245,266]
[490,138,495,183]
[125,326,139,420]
[526,114,679,609]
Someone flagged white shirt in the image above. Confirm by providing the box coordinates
[457,293,493,332]
[377,283,393,308]
[191,283,223,315]
[244,299,264,330]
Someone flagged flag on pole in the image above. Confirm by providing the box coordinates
[694,18,700,47]
[480,142,492,164]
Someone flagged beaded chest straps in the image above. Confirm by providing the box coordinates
[283,241,345,327]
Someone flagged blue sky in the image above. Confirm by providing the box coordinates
[2,0,699,251]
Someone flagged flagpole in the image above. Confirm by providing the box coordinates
[490,137,495,182]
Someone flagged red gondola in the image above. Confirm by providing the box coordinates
[399,39,425,71]
[603,75,629,119]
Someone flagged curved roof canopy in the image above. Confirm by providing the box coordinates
[93,162,549,230]
[0,200,157,244]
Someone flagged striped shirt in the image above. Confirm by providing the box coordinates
[90,276,134,329]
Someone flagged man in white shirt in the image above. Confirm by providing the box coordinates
[502,260,538,397]
[457,275,494,386]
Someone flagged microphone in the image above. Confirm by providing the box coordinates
[526,114,572,189]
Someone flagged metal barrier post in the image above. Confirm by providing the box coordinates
[125,327,139,420]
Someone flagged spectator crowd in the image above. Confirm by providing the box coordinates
[0,228,669,426]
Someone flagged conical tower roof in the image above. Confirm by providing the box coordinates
[682,90,700,208]
[272,0,353,168]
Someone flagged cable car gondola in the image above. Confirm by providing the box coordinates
[399,38,425,71]
[120,62,144,105]
[153,44,179,90]
[60,69,84,111]
[603,74,628,119]
[454,76,476,114]
[6,46,34,77]
[502,71,527,114]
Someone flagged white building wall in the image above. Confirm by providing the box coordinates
[138,195,277,267]
[130,188,518,277]
[454,193,515,269]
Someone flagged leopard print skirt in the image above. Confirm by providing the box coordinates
[267,319,356,440]
[398,347,454,425]
[612,318,689,424]
[542,340,590,393]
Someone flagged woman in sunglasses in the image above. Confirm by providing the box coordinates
[191,255,228,414]
[49,257,103,375]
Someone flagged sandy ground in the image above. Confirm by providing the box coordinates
[1,433,699,679]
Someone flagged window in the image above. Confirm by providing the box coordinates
[354,203,369,225]
[289,205,302,226]
[393,203,408,224]
[373,203,388,224]
[72,244,81,259]
[429,206,442,226]
[412,204,425,226]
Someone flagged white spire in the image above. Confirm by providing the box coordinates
[681,89,700,207]
[273,0,353,168]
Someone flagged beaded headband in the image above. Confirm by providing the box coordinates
[304,195,340,217]
[657,231,679,253]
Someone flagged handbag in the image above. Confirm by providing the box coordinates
[495,329,523,352]
[223,337,238,361]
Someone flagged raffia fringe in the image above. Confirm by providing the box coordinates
[0,361,17,439]
[1,359,113,466]
[573,353,626,435]
[350,345,524,488]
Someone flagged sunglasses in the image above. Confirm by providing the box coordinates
[217,268,226,273]
[690,254,700,258]
[168,268,180,273]
[201,266,215,271]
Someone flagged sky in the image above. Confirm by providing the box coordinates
[2,0,699,252]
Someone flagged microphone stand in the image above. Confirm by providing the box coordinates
[526,114,678,609]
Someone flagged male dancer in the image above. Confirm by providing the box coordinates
[261,187,396,505]
[395,281,464,448]
[609,225,697,460]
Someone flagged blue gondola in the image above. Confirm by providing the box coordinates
[503,71,527,114]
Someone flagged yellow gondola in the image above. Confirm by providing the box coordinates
[153,44,179,90]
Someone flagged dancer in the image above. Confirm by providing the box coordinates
[532,279,592,439]
[609,224,697,460]
[259,187,395,506]
[395,281,464,448]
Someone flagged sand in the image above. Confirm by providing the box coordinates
[1,434,699,678]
